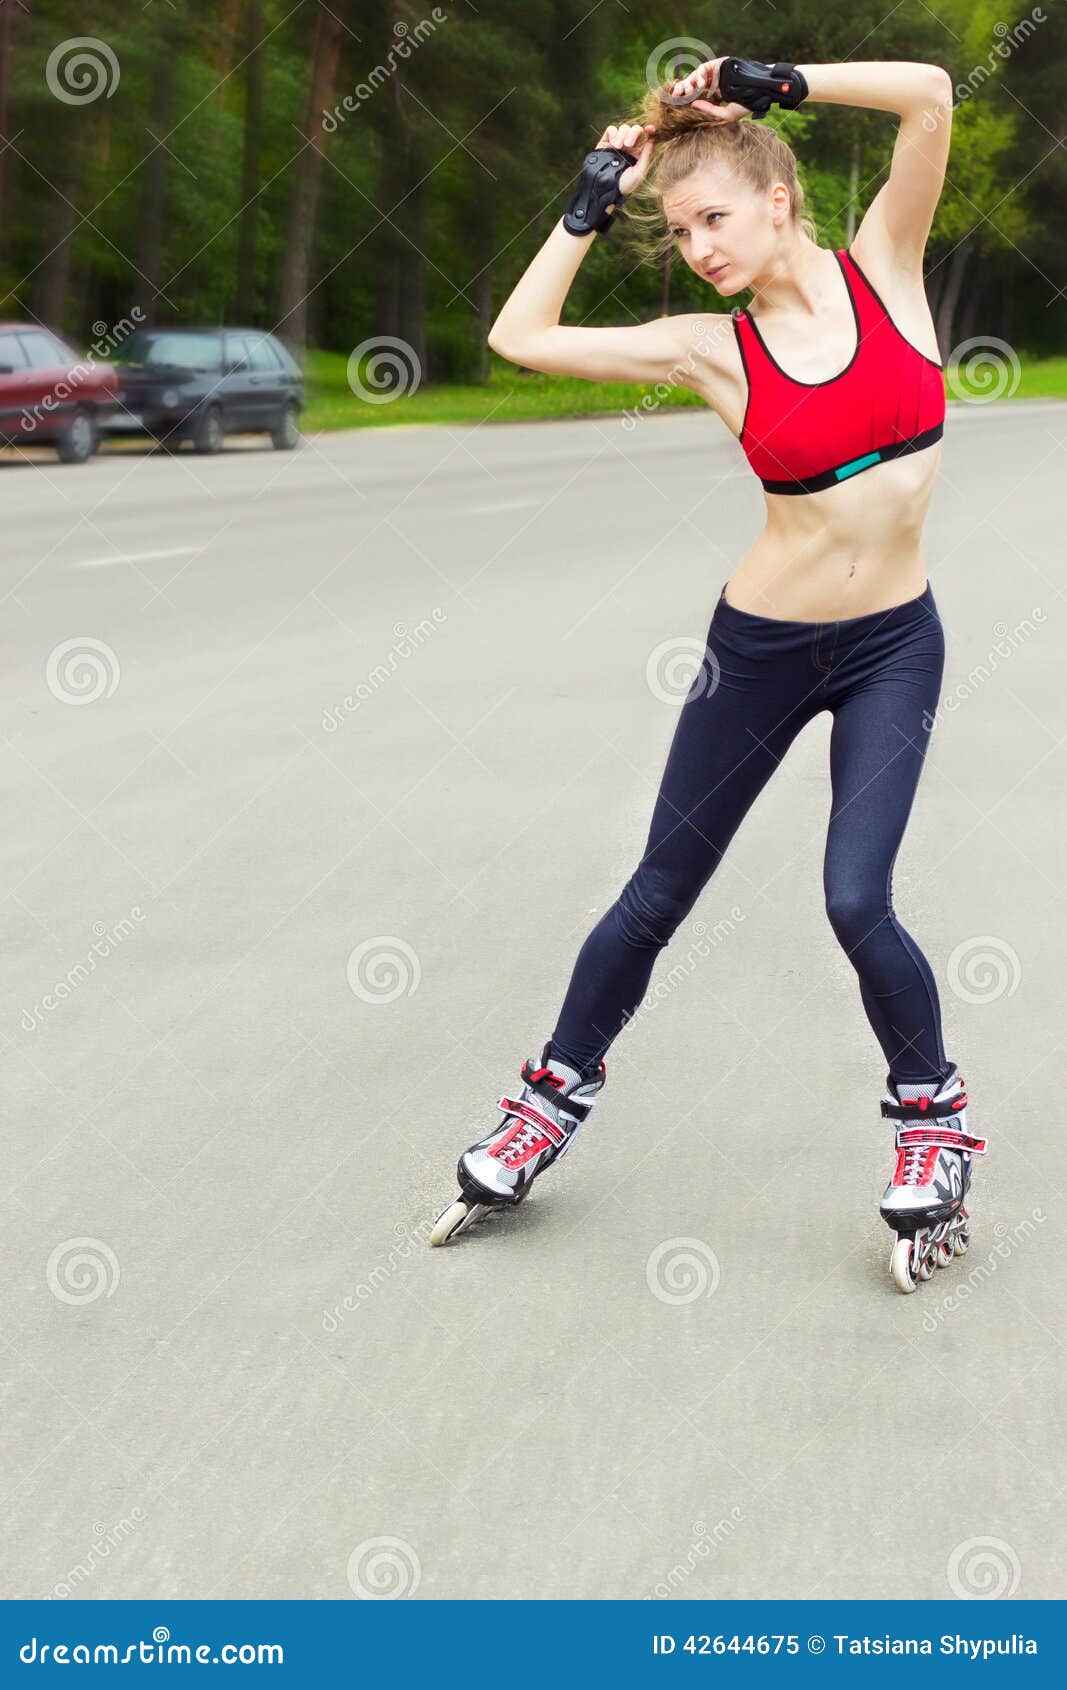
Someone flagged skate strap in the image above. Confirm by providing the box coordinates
[497,1095,566,1148]
[894,1125,988,1155]
[880,1089,968,1123]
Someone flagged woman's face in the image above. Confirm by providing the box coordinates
[663,167,777,294]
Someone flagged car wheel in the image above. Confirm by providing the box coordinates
[271,401,301,450]
[192,405,224,454]
[55,408,98,465]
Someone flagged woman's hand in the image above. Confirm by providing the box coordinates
[668,58,752,123]
[593,121,656,196]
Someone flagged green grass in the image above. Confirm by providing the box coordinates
[304,347,1067,433]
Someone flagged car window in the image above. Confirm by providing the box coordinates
[123,333,222,372]
[225,336,252,370]
[246,336,282,373]
[0,332,28,371]
[18,330,67,369]
[268,336,300,377]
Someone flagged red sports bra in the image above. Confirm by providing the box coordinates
[731,248,945,496]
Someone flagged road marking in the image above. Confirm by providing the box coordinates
[466,497,541,515]
[70,545,204,569]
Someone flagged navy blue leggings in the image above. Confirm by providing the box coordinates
[551,579,953,1087]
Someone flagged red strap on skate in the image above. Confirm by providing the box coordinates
[497,1094,566,1148]
[895,1126,988,1154]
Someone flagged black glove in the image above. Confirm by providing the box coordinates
[717,58,809,119]
[562,146,637,237]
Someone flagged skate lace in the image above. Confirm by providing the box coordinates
[498,1120,545,1167]
[901,1143,931,1185]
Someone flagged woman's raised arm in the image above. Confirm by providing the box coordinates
[488,119,698,386]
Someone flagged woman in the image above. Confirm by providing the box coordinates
[430,55,987,1293]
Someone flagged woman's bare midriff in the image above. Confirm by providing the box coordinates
[721,442,941,623]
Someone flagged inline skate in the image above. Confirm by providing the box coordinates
[879,1064,988,1293]
[429,1042,607,1246]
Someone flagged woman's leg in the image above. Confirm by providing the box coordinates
[550,605,821,1073]
[821,610,950,1084]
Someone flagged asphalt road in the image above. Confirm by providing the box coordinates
[3,400,1065,1600]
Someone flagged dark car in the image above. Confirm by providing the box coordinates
[106,327,304,452]
[0,323,120,463]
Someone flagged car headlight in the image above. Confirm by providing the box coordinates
[162,388,180,409]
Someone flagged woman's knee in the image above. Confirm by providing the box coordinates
[824,879,886,945]
[616,862,703,949]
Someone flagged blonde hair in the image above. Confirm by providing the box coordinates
[623,85,819,263]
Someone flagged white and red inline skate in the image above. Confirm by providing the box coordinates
[429,1042,606,1246]
[879,1064,988,1293]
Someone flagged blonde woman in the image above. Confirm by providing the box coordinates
[430,57,987,1293]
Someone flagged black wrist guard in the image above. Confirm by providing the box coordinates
[717,58,809,119]
[562,146,637,237]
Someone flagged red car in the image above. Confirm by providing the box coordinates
[0,323,119,463]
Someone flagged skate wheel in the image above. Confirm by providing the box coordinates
[429,1198,471,1247]
[953,1226,970,1256]
[916,1246,935,1281]
[890,1235,918,1294]
[936,1238,953,1269]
